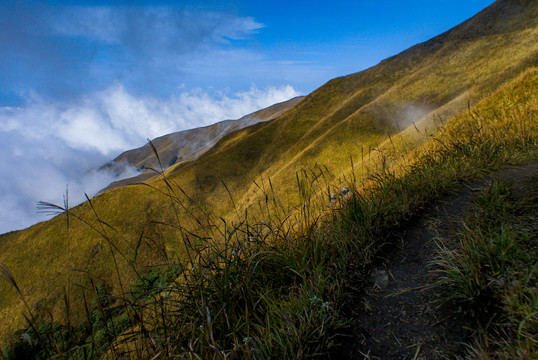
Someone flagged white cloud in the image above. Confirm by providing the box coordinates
[0,3,266,101]
[0,3,300,235]
[0,84,299,234]
[51,6,123,44]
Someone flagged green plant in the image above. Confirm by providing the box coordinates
[435,180,538,358]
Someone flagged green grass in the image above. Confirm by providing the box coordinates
[435,179,537,359]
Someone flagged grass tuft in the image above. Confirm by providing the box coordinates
[435,179,537,359]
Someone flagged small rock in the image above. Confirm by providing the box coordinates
[20,333,32,346]
[372,269,389,287]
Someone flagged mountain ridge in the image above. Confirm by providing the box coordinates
[99,96,304,193]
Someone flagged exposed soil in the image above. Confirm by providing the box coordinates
[332,161,538,360]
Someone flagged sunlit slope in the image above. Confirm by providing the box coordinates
[0,0,536,345]
[168,0,538,209]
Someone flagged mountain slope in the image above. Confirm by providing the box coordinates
[0,0,536,347]
[167,0,537,211]
[99,96,304,192]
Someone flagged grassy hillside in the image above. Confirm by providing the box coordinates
[0,0,537,353]
[6,59,535,360]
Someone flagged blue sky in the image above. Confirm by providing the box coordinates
[1,0,495,105]
[0,0,495,233]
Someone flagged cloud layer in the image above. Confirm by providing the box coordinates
[0,84,299,234]
[0,3,263,103]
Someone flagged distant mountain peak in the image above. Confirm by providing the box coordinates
[98,96,305,193]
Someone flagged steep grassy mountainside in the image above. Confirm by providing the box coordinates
[0,0,536,348]
[99,96,304,193]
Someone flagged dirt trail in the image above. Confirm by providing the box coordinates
[333,161,538,360]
